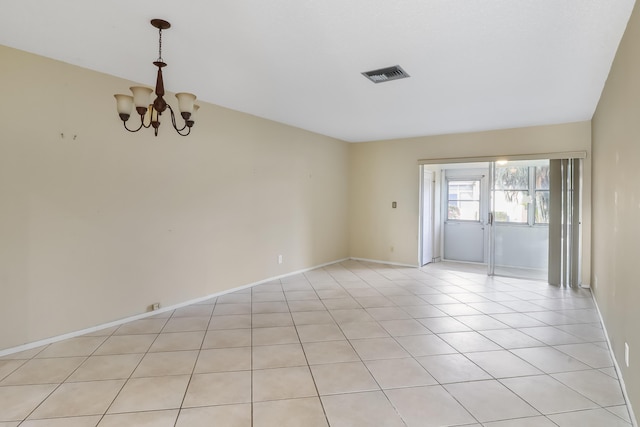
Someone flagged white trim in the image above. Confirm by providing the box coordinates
[349,257,418,268]
[418,151,587,165]
[0,257,349,358]
[592,293,638,426]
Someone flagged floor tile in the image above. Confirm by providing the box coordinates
[438,331,502,352]
[310,361,379,395]
[252,313,294,328]
[207,314,252,329]
[202,328,251,348]
[162,317,210,332]
[365,357,436,388]
[172,304,214,318]
[457,314,510,330]
[350,337,410,360]
[212,303,251,316]
[132,350,198,377]
[148,331,205,352]
[253,397,328,427]
[402,304,447,318]
[194,347,251,373]
[395,334,457,357]
[288,300,327,312]
[377,319,431,336]
[607,404,633,423]
[0,360,25,382]
[552,369,626,406]
[321,391,406,427]
[252,301,290,314]
[386,385,477,427]
[291,311,334,325]
[0,384,57,421]
[483,416,557,426]
[21,416,102,427]
[519,326,585,345]
[444,379,539,422]
[67,353,144,382]
[296,323,345,342]
[108,375,190,413]
[115,319,167,335]
[252,343,307,369]
[553,342,613,368]
[253,366,317,401]
[99,409,178,426]
[465,350,542,378]
[302,340,360,365]
[182,371,251,407]
[478,328,545,349]
[29,379,124,419]
[500,375,599,414]
[548,408,632,426]
[417,316,471,333]
[329,308,375,324]
[339,321,390,339]
[176,404,251,427]
[94,334,157,355]
[35,337,107,358]
[252,326,299,346]
[490,313,547,328]
[416,353,491,383]
[320,298,361,310]
[510,347,591,373]
[1,357,85,385]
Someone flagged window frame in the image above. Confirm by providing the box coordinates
[446,178,482,223]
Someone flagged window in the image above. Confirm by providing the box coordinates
[491,162,549,226]
[447,180,480,221]
[493,166,529,223]
[534,166,550,224]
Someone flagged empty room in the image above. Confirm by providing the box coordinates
[1,1,639,426]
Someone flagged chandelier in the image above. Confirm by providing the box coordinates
[114,19,199,137]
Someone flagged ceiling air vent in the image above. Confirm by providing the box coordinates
[362,65,410,84]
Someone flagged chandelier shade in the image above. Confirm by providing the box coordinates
[114,19,199,137]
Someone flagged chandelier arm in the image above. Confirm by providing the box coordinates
[122,119,145,133]
[167,104,190,133]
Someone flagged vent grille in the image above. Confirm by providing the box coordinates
[362,65,410,84]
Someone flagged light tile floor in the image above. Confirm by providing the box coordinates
[0,260,635,426]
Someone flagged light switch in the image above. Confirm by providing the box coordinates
[392,201,397,208]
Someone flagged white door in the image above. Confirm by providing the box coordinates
[443,175,486,263]
[420,169,435,266]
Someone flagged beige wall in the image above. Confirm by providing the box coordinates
[0,45,349,350]
[348,122,592,281]
[592,0,640,416]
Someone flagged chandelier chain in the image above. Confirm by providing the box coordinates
[157,27,163,62]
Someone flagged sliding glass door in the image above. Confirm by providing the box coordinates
[488,160,550,280]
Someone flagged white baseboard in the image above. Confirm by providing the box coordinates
[349,257,419,268]
[0,257,349,358]
[592,293,638,426]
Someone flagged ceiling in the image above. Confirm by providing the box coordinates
[0,0,635,142]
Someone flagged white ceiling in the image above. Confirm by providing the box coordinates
[0,0,635,142]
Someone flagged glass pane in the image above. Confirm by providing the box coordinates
[495,166,529,190]
[493,190,529,223]
[448,201,480,221]
[448,180,480,201]
[535,166,550,190]
[535,191,550,224]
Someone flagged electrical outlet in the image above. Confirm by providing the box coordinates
[278,254,283,264]
[625,342,630,367]
[152,303,160,311]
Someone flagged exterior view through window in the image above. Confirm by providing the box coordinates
[447,180,481,221]
[493,163,550,225]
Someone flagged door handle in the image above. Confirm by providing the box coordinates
[488,212,494,225]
